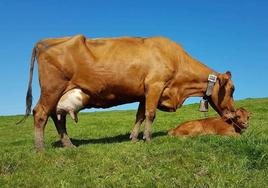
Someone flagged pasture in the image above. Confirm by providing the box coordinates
[0,98,267,187]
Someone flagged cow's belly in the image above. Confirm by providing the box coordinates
[58,87,142,111]
[88,92,142,108]
[57,87,179,114]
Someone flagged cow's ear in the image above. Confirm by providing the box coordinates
[226,71,232,78]
[218,71,231,87]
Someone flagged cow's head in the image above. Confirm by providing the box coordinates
[208,71,236,118]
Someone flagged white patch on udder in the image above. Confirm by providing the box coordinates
[57,89,84,112]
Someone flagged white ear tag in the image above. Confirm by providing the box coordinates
[206,74,217,96]
[208,74,217,83]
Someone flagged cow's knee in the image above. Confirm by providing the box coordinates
[145,110,156,121]
[33,106,47,126]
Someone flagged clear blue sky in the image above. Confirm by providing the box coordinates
[0,0,267,115]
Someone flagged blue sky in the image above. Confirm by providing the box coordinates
[0,0,267,115]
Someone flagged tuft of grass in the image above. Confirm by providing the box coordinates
[0,98,268,187]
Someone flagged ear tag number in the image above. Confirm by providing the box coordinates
[208,74,217,83]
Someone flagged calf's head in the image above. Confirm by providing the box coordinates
[233,107,251,128]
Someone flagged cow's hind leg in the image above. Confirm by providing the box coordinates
[33,56,70,150]
[51,113,76,148]
[130,101,145,141]
[34,92,66,150]
[33,102,49,151]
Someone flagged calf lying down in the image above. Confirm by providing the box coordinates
[168,108,251,137]
[56,89,89,122]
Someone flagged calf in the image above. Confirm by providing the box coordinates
[168,108,251,137]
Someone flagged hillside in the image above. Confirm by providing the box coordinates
[0,98,268,187]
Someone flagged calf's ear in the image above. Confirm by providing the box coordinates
[222,110,235,121]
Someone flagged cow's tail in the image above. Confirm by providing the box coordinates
[17,46,37,124]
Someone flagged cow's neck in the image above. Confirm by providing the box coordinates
[176,56,217,103]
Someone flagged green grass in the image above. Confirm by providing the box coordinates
[0,98,268,187]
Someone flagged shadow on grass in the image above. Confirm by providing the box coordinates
[52,131,167,148]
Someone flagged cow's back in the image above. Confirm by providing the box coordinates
[86,36,180,69]
[36,35,185,108]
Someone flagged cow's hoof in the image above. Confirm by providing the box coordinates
[35,147,44,152]
[62,141,76,148]
[130,133,139,140]
[61,139,76,148]
[67,144,76,148]
[35,141,45,151]
[143,135,152,142]
[131,137,139,142]
[63,143,76,148]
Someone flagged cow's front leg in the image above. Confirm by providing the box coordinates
[51,113,76,148]
[130,100,145,141]
[143,82,164,141]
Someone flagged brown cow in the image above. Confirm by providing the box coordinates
[23,35,236,150]
[168,108,251,137]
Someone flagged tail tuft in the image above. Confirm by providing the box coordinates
[25,86,33,117]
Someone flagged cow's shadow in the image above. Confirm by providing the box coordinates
[52,131,167,147]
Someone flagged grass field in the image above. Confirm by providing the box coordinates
[0,98,268,187]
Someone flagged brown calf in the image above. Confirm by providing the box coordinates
[168,108,251,137]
